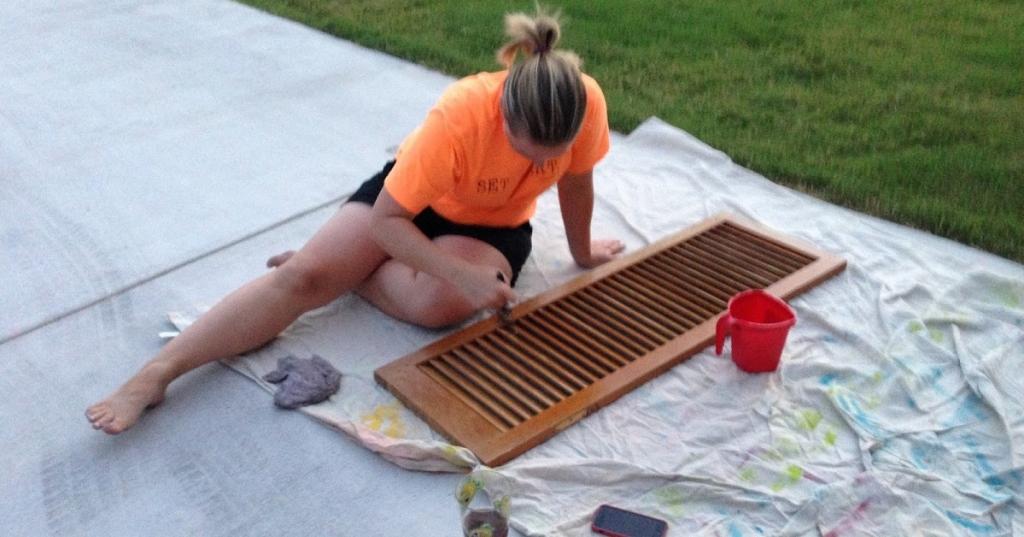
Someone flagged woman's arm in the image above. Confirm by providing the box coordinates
[370,188,516,309]
[557,169,624,268]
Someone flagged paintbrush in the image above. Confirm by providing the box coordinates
[496,271,517,334]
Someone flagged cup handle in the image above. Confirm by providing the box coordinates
[715,314,732,356]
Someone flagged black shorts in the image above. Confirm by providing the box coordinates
[346,161,533,285]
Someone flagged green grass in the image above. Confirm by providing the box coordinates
[240,0,1024,262]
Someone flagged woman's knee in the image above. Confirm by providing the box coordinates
[270,260,337,304]
[401,237,511,328]
[406,277,477,329]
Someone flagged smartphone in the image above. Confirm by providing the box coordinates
[591,504,668,537]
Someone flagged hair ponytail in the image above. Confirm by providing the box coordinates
[497,7,587,146]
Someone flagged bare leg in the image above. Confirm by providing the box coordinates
[86,204,387,434]
[357,235,513,328]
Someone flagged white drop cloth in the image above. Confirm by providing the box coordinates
[172,118,1024,536]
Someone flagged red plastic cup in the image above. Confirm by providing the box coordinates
[715,289,796,373]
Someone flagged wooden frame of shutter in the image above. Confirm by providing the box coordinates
[375,213,846,466]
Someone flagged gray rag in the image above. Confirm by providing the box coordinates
[262,354,342,409]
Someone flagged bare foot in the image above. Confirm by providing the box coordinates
[86,362,172,434]
[266,250,296,268]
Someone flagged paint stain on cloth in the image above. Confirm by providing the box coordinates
[362,402,407,438]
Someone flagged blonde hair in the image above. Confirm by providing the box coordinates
[497,7,587,146]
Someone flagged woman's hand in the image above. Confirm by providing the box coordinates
[457,263,518,310]
[576,238,625,269]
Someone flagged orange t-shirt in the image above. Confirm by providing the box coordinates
[383,70,610,227]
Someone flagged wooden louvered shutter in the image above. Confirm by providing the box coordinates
[375,214,846,466]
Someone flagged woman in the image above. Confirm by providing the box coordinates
[87,9,623,434]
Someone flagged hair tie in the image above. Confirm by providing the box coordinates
[534,44,549,55]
